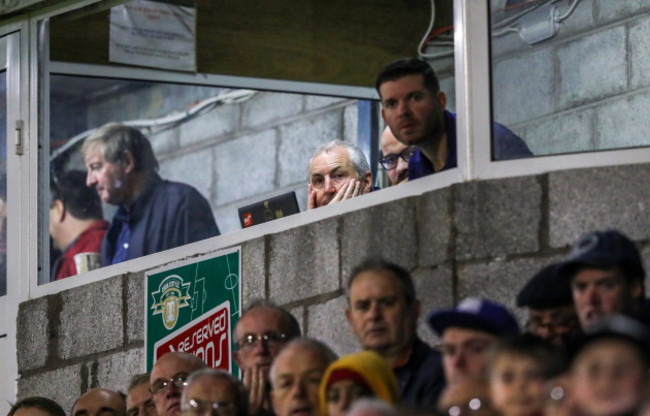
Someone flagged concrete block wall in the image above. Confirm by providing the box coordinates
[17,162,650,410]
[491,1,650,156]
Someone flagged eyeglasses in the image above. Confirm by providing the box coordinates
[235,332,287,351]
[379,147,415,170]
[182,399,236,416]
[149,374,189,395]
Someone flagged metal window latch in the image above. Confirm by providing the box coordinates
[15,120,23,155]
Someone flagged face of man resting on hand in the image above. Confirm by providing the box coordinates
[308,145,372,209]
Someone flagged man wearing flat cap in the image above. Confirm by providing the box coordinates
[517,262,580,347]
[428,297,519,385]
[557,230,646,331]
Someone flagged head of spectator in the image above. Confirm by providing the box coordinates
[375,59,447,171]
[180,369,248,416]
[72,388,127,416]
[437,378,498,416]
[428,297,519,385]
[558,230,645,330]
[516,263,580,347]
[345,258,419,366]
[82,123,159,209]
[49,170,104,250]
[318,350,400,416]
[487,334,564,416]
[127,373,157,416]
[568,315,650,416]
[150,352,208,416]
[270,338,337,416]
[234,300,301,416]
[379,126,412,186]
[8,397,66,416]
[307,140,373,209]
[347,399,397,416]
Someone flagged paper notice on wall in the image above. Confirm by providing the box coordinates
[109,0,196,72]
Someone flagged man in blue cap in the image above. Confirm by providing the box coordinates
[558,230,646,331]
[428,297,519,385]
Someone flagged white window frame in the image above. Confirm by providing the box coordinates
[14,0,650,300]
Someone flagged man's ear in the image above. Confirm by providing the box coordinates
[631,279,644,302]
[54,199,66,222]
[437,91,447,110]
[345,306,353,327]
[381,107,386,122]
[233,350,242,367]
[361,171,372,194]
[122,150,136,174]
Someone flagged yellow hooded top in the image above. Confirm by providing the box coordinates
[318,350,401,416]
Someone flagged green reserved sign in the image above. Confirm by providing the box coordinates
[144,247,241,373]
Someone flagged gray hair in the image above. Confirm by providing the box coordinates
[269,337,337,386]
[308,140,370,179]
[127,372,150,392]
[82,123,159,174]
[239,299,301,340]
[182,369,248,416]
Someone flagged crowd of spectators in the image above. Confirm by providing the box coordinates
[26,58,649,416]
[12,227,650,416]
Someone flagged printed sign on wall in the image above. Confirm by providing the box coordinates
[109,0,197,71]
[145,247,240,372]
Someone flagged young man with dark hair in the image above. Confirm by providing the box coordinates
[375,58,531,180]
[9,397,66,416]
[557,229,646,330]
[346,258,444,409]
[49,169,108,280]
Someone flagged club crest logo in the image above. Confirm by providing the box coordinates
[151,274,192,330]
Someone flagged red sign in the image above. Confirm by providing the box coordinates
[243,212,253,227]
[153,301,231,371]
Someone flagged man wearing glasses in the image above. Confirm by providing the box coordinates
[379,126,413,187]
[150,352,208,416]
[234,301,301,416]
[180,369,248,416]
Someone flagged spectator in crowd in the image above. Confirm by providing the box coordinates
[127,373,157,416]
[180,369,248,416]
[428,297,519,385]
[270,338,337,416]
[346,259,444,408]
[8,397,66,416]
[567,315,649,416]
[379,126,412,186]
[72,388,126,416]
[347,399,397,416]
[234,300,301,416]
[437,378,498,416]
[375,58,531,180]
[557,230,646,330]
[150,352,207,416]
[49,170,108,280]
[307,141,373,210]
[516,263,580,347]
[82,123,219,265]
[318,350,401,416]
[487,334,564,416]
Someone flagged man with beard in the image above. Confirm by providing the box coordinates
[376,58,531,180]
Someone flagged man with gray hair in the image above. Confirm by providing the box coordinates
[180,369,248,416]
[307,140,373,209]
[83,122,219,265]
[270,338,337,416]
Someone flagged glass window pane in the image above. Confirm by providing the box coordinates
[490,0,650,159]
[0,69,6,296]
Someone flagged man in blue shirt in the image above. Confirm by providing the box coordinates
[375,58,532,180]
[83,123,219,265]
